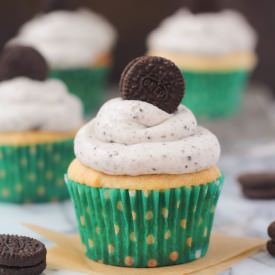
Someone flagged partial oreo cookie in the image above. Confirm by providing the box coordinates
[120,56,185,114]
[267,240,275,257]
[268,221,275,240]
[238,173,275,199]
[190,0,221,14]
[41,0,79,13]
[0,235,46,275]
[0,46,49,81]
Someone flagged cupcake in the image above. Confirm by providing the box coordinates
[66,56,223,267]
[0,45,84,203]
[11,0,117,115]
[147,1,257,118]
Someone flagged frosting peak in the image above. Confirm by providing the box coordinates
[0,77,83,132]
[75,98,220,176]
[147,9,257,55]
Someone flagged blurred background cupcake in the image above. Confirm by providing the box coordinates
[0,45,84,204]
[147,0,257,119]
[10,0,117,115]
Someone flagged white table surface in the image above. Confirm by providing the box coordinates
[0,85,275,275]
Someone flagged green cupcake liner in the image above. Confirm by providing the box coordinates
[0,139,74,204]
[66,175,223,267]
[182,69,250,119]
[50,67,109,115]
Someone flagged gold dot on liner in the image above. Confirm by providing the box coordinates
[20,158,28,167]
[169,251,179,261]
[124,256,134,266]
[187,237,192,248]
[88,239,94,248]
[15,184,23,193]
[117,201,123,211]
[53,154,61,162]
[1,188,10,198]
[176,201,180,209]
[104,190,110,199]
[29,146,36,155]
[37,160,44,169]
[45,144,53,152]
[161,208,169,218]
[96,226,101,234]
[114,224,120,235]
[145,211,153,220]
[204,228,208,237]
[143,190,151,197]
[108,244,114,254]
[46,171,53,180]
[147,259,158,267]
[211,206,216,213]
[0,170,6,179]
[37,186,46,196]
[28,173,36,182]
[130,232,136,241]
[80,216,85,226]
[164,230,171,240]
[146,234,155,245]
[57,179,64,187]
[198,217,203,225]
[180,219,187,229]
[132,211,137,221]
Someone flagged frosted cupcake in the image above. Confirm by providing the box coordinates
[11,0,117,115]
[0,46,84,203]
[66,56,223,267]
[147,2,257,118]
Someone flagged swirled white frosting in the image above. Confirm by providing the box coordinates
[75,98,220,175]
[147,9,257,55]
[11,9,117,69]
[0,78,83,131]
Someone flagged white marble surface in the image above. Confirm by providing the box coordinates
[0,85,275,275]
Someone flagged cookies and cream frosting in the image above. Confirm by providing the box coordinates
[75,98,220,176]
[0,77,83,132]
[11,9,117,69]
[147,9,257,55]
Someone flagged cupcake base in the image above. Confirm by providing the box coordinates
[66,173,223,267]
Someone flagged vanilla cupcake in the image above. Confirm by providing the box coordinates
[11,0,117,115]
[66,56,223,267]
[147,4,257,118]
[0,46,84,203]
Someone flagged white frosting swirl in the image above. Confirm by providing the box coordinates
[147,9,257,55]
[11,9,117,69]
[75,98,220,176]
[0,78,83,131]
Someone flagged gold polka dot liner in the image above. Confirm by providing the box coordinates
[66,175,223,267]
[0,139,74,203]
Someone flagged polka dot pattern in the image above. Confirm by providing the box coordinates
[67,175,224,267]
[0,139,74,203]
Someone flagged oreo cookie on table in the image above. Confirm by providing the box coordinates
[190,0,221,14]
[237,173,275,199]
[0,46,49,82]
[120,56,185,114]
[0,235,46,275]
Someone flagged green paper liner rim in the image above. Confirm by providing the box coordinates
[0,139,74,203]
[66,175,224,267]
[50,67,109,115]
[182,69,251,118]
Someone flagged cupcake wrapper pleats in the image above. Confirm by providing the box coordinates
[0,140,74,203]
[66,176,223,267]
[50,67,109,115]
[182,70,250,118]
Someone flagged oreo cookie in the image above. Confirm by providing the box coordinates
[237,173,275,199]
[190,0,221,14]
[41,0,80,13]
[268,221,275,239]
[0,235,46,275]
[0,46,49,82]
[267,240,275,257]
[120,56,185,114]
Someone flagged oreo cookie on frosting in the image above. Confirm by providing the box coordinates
[120,56,185,114]
[0,46,49,82]
[0,235,46,275]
